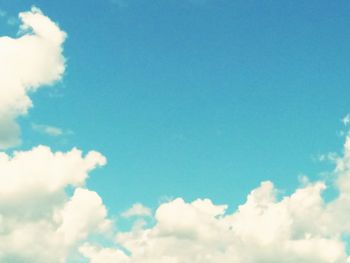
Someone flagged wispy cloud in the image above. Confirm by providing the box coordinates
[342,114,350,126]
[122,203,152,218]
[31,123,72,137]
[6,16,18,26]
[0,8,19,26]
[0,9,6,17]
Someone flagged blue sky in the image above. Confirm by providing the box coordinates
[2,1,350,262]
[2,0,350,213]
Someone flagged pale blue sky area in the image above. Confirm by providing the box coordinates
[1,0,350,215]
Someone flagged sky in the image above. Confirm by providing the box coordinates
[1,1,350,262]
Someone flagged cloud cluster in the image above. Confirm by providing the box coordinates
[0,8,113,262]
[3,6,350,263]
[0,146,109,263]
[80,137,350,263]
[6,138,350,263]
[0,7,66,149]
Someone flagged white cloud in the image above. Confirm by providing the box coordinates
[0,8,113,263]
[32,123,72,137]
[13,137,350,263]
[343,114,350,126]
[0,146,108,263]
[82,182,350,263]
[0,6,66,149]
[32,123,63,136]
[0,146,106,202]
[81,135,350,263]
[122,203,152,218]
[57,188,112,246]
[79,244,130,263]
[10,141,350,263]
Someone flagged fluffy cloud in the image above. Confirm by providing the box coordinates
[0,8,112,263]
[81,188,347,263]
[0,146,109,263]
[0,6,66,149]
[0,145,105,205]
[81,136,350,263]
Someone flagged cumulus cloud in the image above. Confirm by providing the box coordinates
[0,8,113,263]
[0,146,109,263]
[0,146,105,202]
[80,135,350,263]
[0,6,66,149]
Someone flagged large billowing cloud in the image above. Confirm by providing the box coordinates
[0,8,112,263]
[6,139,350,263]
[3,7,350,263]
[80,136,350,263]
[0,6,66,149]
[0,146,109,263]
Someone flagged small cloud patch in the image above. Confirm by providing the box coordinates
[32,123,72,137]
[122,203,152,218]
